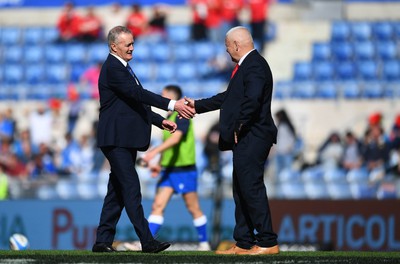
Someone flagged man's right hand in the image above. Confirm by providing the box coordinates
[174,98,196,119]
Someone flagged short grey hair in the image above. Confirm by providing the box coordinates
[107,26,132,51]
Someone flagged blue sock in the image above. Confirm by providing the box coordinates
[148,215,164,236]
[194,215,208,242]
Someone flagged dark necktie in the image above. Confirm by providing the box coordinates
[231,64,239,79]
[126,64,135,77]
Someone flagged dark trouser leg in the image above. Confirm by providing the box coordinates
[232,135,278,249]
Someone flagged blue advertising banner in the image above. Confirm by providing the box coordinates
[0,199,399,251]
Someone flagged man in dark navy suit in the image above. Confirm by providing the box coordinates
[185,26,279,255]
[92,26,194,253]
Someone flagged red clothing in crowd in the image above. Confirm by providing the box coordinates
[205,0,222,29]
[80,12,102,40]
[248,0,270,22]
[126,9,148,37]
[220,0,244,23]
[57,8,81,41]
[188,0,208,24]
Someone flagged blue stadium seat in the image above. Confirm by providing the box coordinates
[173,43,193,62]
[3,64,24,84]
[340,81,361,99]
[151,43,172,62]
[265,22,277,41]
[349,182,376,199]
[25,64,46,84]
[372,22,394,41]
[24,45,44,64]
[331,41,353,61]
[87,42,108,63]
[154,63,175,81]
[279,168,302,182]
[351,22,372,41]
[200,80,224,97]
[42,27,59,44]
[394,22,400,39]
[376,41,397,61]
[0,27,22,45]
[336,61,357,80]
[56,180,79,200]
[23,27,44,45]
[357,60,379,80]
[377,181,397,199]
[327,182,353,199]
[132,42,151,62]
[175,62,198,81]
[304,181,330,199]
[346,167,369,183]
[382,60,400,81]
[132,62,154,82]
[279,182,307,199]
[26,84,53,100]
[167,25,191,43]
[44,44,66,63]
[3,46,23,63]
[313,61,334,81]
[331,21,351,42]
[293,61,312,81]
[384,81,400,98]
[36,185,58,200]
[362,81,385,98]
[70,63,89,82]
[65,43,87,64]
[316,81,338,99]
[312,42,331,61]
[193,42,216,62]
[292,81,316,98]
[353,41,375,61]
[77,182,99,200]
[273,81,293,99]
[323,168,347,183]
[46,64,69,84]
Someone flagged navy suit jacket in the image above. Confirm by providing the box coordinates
[97,54,170,150]
[195,50,277,151]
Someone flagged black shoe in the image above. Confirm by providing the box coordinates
[92,243,117,253]
[142,240,171,253]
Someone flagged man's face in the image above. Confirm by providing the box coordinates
[225,36,239,63]
[112,32,134,62]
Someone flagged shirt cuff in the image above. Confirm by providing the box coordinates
[168,100,176,111]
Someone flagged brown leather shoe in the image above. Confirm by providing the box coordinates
[215,245,251,255]
[237,245,280,255]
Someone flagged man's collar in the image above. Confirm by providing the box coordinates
[238,49,255,66]
[110,53,128,67]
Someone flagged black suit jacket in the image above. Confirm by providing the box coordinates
[97,54,170,150]
[195,50,277,151]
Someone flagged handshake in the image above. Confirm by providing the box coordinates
[174,97,196,119]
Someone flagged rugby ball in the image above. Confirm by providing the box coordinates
[9,233,29,250]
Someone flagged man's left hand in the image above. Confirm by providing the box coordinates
[162,119,177,133]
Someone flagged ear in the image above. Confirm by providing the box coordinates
[234,41,239,51]
[110,42,117,53]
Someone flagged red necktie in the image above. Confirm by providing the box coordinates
[231,64,239,79]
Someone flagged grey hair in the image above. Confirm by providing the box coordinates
[107,26,132,51]
[226,26,254,46]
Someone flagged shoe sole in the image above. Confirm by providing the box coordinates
[143,243,171,253]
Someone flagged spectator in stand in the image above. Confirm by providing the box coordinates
[56,1,81,43]
[0,166,8,200]
[56,132,80,177]
[273,109,297,174]
[0,108,16,141]
[203,121,221,173]
[341,130,363,171]
[12,129,37,167]
[361,125,391,183]
[317,131,344,168]
[78,6,103,42]
[205,0,223,42]
[28,104,53,147]
[79,62,102,99]
[126,4,148,39]
[188,0,208,41]
[103,2,127,39]
[148,4,168,35]
[0,138,27,179]
[247,0,274,53]
[29,143,57,180]
[220,0,244,35]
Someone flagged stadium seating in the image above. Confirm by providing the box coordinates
[376,41,398,61]
[25,45,45,64]
[4,46,23,63]
[0,27,22,45]
[313,61,335,81]
[372,21,394,41]
[3,64,24,84]
[353,41,375,61]
[293,61,313,81]
[23,27,44,45]
[331,21,351,42]
[351,22,372,41]
[312,42,332,61]
[44,44,66,63]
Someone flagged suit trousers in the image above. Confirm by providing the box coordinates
[232,133,278,249]
[95,146,153,245]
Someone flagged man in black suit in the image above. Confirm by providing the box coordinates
[92,26,194,253]
[185,26,279,255]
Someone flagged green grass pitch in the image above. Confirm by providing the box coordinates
[0,250,400,264]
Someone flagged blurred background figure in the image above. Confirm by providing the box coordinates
[78,6,103,42]
[341,130,363,171]
[247,0,275,52]
[188,0,208,40]
[273,109,298,174]
[79,62,102,100]
[219,0,244,36]
[56,1,81,42]
[102,2,127,39]
[126,4,148,39]
[148,4,169,37]
[316,131,344,169]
